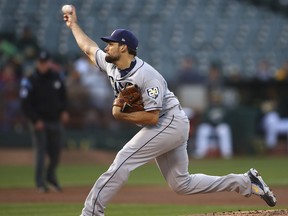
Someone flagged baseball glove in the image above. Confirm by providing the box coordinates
[113,84,144,113]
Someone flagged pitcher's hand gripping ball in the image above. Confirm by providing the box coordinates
[113,85,144,113]
[62,5,73,14]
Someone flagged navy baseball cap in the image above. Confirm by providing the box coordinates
[101,29,138,51]
[38,50,50,61]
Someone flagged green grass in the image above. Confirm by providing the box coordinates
[0,156,287,188]
[0,156,287,216]
[0,203,280,216]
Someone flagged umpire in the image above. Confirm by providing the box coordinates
[20,50,69,192]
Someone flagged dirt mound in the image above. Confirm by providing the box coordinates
[192,209,288,216]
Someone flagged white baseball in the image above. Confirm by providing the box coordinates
[62,5,73,14]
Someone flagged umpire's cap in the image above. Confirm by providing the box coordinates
[101,29,138,51]
[38,50,50,61]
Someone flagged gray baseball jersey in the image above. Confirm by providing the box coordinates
[81,49,252,216]
[95,49,179,116]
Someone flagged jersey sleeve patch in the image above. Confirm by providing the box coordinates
[146,87,159,99]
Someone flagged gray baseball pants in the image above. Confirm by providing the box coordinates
[81,106,252,216]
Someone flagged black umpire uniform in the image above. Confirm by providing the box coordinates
[20,50,69,192]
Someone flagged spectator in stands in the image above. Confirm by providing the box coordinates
[193,90,233,159]
[261,100,288,151]
[176,57,205,85]
[275,59,288,81]
[0,34,18,63]
[16,25,39,58]
[16,25,40,77]
[205,62,224,92]
[254,59,274,82]
[206,62,241,108]
[73,54,114,128]
[0,62,21,131]
[20,50,69,193]
[65,64,91,128]
[225,64,243,84]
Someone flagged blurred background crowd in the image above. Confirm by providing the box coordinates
[1,0,288,157]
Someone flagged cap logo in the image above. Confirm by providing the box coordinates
[121,38,125,42]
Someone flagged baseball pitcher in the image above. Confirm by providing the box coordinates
[62,5,276,216]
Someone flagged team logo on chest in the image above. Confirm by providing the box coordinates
[54,81,61,89]
[146,87,159,99]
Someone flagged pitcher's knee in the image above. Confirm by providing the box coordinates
[169,180,191,195]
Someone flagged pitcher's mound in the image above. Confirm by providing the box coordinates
[192,209,288,216]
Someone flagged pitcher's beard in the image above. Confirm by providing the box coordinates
[105,55,120,63]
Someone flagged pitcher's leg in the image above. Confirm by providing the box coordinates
[81,113,189,216]
[156,144,251,196]
[82,116,189,216]
[82,158,130,216]
[82,135,161,215]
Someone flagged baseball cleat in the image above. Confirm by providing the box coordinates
[47,179,62,192]
[37,186,49,193]
[247,168,277,207]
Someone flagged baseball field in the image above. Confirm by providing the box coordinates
[0,149,287,216]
